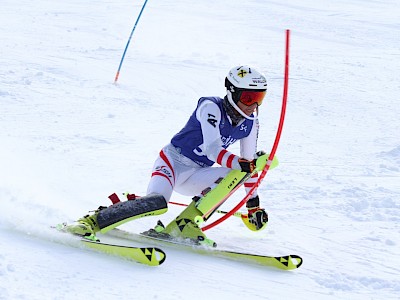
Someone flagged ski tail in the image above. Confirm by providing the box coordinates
[54,223,166,266]
[82,239,166,266]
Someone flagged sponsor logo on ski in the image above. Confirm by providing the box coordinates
[227,177,238,189]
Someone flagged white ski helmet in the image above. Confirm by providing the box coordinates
[225,65,267,120]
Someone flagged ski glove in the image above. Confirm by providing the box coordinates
[238,158,257,173]
[246,196,268,231]
[238,151,266,173]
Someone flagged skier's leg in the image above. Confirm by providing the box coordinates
[146,148,176,201]
[63,148,176,239]
[159,167,231,246]
[174,167,230,196]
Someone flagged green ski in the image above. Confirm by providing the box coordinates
[108,228,303,271]
[55,223,166,266]
[81,239,166,266]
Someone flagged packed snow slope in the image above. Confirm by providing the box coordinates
[1,0,399,299]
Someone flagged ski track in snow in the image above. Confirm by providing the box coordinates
[1,0,399,299]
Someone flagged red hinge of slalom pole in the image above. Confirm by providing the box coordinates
[201,29,291,232]
[108,193,121,204]
[108,193,138,205]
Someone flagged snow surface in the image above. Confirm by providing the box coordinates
[1,0,399,299]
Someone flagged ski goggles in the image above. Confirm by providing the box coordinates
[238,90,266,106]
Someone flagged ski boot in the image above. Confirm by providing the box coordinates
[61,207,103,241]
[158,201,217,247]
[60,193,168,241]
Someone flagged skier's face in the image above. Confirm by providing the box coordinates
[237,101,258,116]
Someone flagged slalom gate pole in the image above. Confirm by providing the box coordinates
[114,0,149,84]
[201,29,291,232]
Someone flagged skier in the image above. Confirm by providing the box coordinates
[66,65,270,245]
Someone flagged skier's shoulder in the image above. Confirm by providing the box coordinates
[197,96,223,107]
[196,97,223,119]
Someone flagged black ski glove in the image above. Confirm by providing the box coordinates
[238,151,266,173]
[238,158,257,173]
[246,196,268,230]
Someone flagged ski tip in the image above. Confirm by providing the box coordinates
[290,254,303,269]
[152,247,167,266]
[277,254,303,270]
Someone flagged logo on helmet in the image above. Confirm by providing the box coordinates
[237,69,248,78]
[228,71,240,85]
[252,76,266,84]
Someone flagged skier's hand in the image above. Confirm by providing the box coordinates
[238,150,267,173]
[246,196,268,231]
[238,158,257,173]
